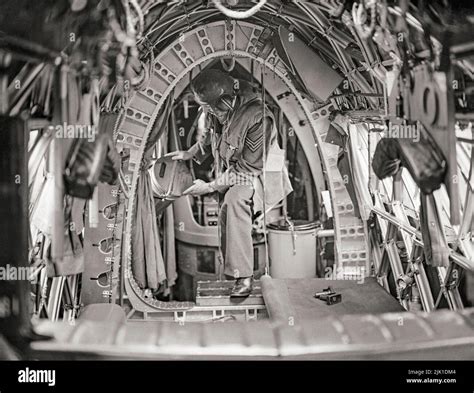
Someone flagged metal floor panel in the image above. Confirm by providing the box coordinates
[30,308,474,360]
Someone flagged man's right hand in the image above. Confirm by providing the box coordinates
[164,150,193,161]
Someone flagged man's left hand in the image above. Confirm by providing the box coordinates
[183,179,213,196]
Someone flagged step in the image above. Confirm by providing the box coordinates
[196,280,264,307]
[197,280,262,290]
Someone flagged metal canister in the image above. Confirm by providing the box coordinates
[267,219,319,278]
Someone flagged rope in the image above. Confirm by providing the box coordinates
[211,0,267,19]
[261,67,270,276]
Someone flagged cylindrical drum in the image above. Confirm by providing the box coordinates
[267,220,318,278]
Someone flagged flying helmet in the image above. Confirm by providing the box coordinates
[191,69,237,114]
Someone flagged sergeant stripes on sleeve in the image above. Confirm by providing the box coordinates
[244,121,264,153]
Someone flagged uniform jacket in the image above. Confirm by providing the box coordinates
[193,80,293,212]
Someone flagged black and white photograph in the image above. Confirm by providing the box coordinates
[0,0,473,390]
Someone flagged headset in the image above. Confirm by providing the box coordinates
[195,79,239,115]
[214,93,235,112]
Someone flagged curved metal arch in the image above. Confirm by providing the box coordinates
[115,20,366,312]
[140,2,360,75]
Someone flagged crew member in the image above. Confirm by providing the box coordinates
[167,69,292,297]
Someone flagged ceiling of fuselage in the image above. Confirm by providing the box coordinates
[132,0,472,108]
[138,1,362,77]
[134,0,390,111]
[141,2,355,56]
[135,0,471,111]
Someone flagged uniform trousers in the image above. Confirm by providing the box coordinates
[218,184,258,278]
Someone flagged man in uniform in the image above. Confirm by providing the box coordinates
[167,69,292,297]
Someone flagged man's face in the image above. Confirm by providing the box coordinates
[194,91,232,124]
[204,104,230,124]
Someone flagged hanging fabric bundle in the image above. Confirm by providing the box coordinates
[371,126,447,194]
[133,172,167,289]
[132,94,174,290]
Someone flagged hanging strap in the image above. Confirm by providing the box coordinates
[261,68,270,276]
